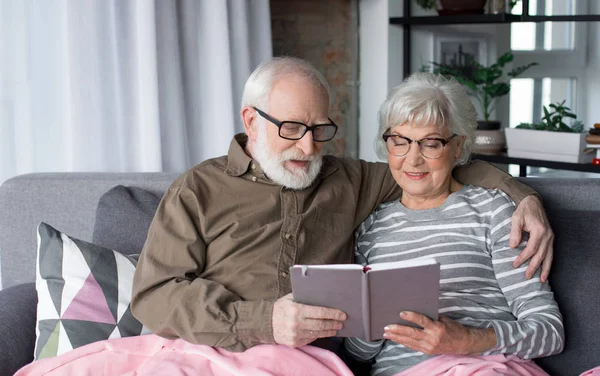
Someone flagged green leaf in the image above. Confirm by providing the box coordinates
[496,52,514,68]
[558,123,575,132]
[516,123,534,129]
[572,120,585,133]
[484,83,511,98]
[507,62,538,78]
[415,0,438,10]
[543,106,551,120]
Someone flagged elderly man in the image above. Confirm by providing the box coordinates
[131,57,553,352]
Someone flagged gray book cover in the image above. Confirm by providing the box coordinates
[290,259,440,341]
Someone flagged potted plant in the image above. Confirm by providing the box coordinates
[432,51,538,154]
[505,101,593,163]
[438,0,487,15]
[415,0,487,15]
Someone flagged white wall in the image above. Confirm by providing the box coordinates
[358,0,392,162]
[358,0,413,162]
[585,1,600,126]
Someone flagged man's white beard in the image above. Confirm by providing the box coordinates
[253,124,323,190]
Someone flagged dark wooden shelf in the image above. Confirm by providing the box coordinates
[522,15,600,22]
[390,14,520,25]
[472,153,600,177]
[390,14,600,25]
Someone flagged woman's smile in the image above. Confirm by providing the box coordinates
[404,172,429,180]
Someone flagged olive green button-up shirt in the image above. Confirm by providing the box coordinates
[131,134,535,351]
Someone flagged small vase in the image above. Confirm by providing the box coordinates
[473,121,505,155]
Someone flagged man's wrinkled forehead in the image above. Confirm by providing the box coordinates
[269,73,330,103]
[266,75,330,121]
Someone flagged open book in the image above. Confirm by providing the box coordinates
[290,259,440,342]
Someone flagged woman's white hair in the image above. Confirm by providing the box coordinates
[376,72,477,166]
[241,56,331,112]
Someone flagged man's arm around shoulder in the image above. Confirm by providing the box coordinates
[453,160,555,281]
[453,160,535,204]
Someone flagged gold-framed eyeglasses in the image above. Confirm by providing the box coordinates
[382,134,458,159]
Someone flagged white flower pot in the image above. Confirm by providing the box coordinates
[505,128,593,163]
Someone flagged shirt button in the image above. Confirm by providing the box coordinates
[280,271,288,278]
[251,164,256,170]
[284,233,292,240]
[252,176,258,182]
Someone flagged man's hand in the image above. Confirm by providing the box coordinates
[510,195,554,282]
[272,293,346,347]
[383,312,496,355]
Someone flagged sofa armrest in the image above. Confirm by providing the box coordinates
[0,283,37,376]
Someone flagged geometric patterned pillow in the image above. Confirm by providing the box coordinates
[34,222,151,359]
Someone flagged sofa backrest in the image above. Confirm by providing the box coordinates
[0,173,179,289]
[520,178,600,375]
[1,174,598,289]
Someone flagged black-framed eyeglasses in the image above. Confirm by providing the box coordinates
[382,133,458,159]
[253,107,338,142]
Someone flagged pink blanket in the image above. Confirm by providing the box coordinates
[15,335,353,376]
[394,354,548,376]
[581,366,600,376]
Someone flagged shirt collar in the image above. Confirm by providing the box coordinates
[225,133,254,177]
[225,133,339,181]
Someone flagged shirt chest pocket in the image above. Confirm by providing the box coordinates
[305,206,353,236]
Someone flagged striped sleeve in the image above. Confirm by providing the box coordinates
[343,210,385,362]
[344,337,385,362]
[354,210,378,266]
[484,190,564,358]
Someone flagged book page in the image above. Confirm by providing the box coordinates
[290,266,366,338]
[294,264,362,270]
[367,261,440,341]
[368,257,438,272]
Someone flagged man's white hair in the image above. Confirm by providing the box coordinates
[376,72,477,166]
[241,56,331,112]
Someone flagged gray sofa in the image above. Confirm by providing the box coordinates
[1,173,599,376]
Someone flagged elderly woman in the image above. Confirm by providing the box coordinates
[344,73,564,376]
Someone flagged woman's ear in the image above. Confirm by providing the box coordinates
[241,106,258,141]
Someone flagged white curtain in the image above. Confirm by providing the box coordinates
[0,0,272,184]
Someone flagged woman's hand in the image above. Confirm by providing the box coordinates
[510,195,554,282]
[383,312,496,356]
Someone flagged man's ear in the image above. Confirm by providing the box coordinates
[241,106,258,141]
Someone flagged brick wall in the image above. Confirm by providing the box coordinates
[270,0,358,157]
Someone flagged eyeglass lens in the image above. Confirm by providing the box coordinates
[386,137,445,158]
[280,122,337,141]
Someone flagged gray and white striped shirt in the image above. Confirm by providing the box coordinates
[344,185,564,376]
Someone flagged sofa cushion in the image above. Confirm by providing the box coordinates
[533,209,600,376]
[92,185,162,256]
[35,222,150,360]
[0,283,37,376]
